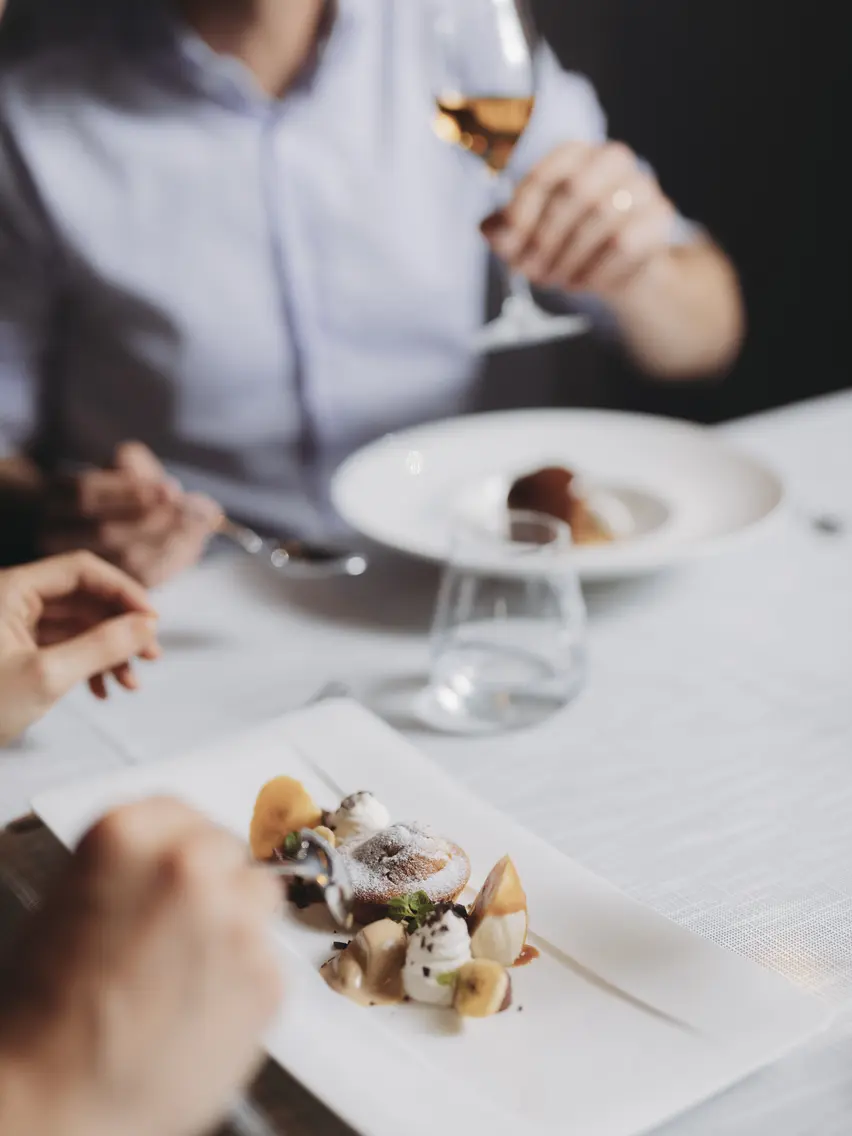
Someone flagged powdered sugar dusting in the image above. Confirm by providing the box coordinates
[341,822,471,904]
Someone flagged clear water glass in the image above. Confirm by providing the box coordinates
[420,511,587,733]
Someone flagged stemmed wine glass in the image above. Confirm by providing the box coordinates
[430,0,590,352]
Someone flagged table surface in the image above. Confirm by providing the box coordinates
[2,391,851,1136]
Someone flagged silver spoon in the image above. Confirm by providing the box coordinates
[217,516,368,580]
[269,828,354,929]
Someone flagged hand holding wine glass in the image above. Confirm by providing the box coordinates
[430,0,590,350]
[430,0,677,351]
[482,141,678,300]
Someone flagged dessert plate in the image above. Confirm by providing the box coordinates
[331,409,784,580]
[33,701,828,1136]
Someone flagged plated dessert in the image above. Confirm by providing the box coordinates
[508,466,614,546]
[250,779,537,1022]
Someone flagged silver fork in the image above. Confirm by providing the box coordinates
[269,829,354,929]
[216,515,368,580]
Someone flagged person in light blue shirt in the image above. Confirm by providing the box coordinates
[0,0,743,584]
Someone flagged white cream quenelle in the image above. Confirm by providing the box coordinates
[327,792,391,846]
[403,907,472,1008]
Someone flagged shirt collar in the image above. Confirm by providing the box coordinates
[164,0,349,111]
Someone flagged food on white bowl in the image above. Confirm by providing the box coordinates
[508,466,614,545]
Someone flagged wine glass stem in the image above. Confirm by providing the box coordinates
[507,271,535,303]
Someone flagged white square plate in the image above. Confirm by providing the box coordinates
[33,700,829,1136]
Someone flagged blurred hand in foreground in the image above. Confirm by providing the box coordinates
[0,799,283,1136]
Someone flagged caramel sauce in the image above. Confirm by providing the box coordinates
[513,944,540,967]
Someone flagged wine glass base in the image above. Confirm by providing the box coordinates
[474,300,591,353]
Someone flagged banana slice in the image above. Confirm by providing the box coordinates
[314,825,337,848]
[468,856,528,967]
[454,959,513,1018]
[249,776,323,861]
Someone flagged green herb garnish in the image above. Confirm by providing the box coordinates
[281,832,301,855]
[387,891,436,933]
[436,970,459,988]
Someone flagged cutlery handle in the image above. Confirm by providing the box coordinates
[216,516,266,556]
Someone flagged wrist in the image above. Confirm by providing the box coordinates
[594,248,676,313]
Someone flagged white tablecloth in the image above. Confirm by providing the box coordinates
[3,391,851,1135]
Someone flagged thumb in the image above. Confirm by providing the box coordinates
[114,441,166,482]
[38,613,160,698]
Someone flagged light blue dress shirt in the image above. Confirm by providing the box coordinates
[0,0,673,534]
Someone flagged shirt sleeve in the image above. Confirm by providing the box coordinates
[508,44,607,177]
[0,113,56,460]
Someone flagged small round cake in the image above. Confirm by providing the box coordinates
[508,466,576,525]
[340,823,471,925]
[508,466,612,545]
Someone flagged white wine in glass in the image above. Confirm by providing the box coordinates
[434,95,535,173]
[429,0,590,351]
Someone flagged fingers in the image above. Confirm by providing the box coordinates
[122,494,221,588]
[16,551,155,615]
[582,201,675,292]
[88,673,109,701]
[113,443,185,511]
[75,798,216,908]
[483,141,674,296]
[38,591,139,633]
[43,502,219,589]
[100,497,203,555]
[36,611,159,701]
[75,471,167,522]
[114,441,168,483]
[111,661,139,692]
[79,798,212,866]
[78,800,280,927]
[38,443,221,588]
[38,622,142,690]
[518,148,641,280]
[45,443,173,530]
[482,142,591,261]
[37,590,160,698]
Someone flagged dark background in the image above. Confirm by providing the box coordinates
[484,0,851,423]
